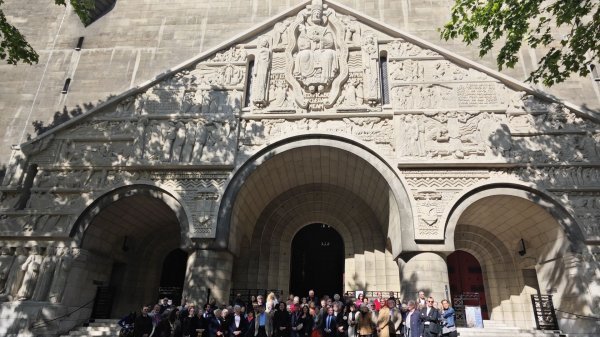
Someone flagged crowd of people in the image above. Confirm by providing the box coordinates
[120,290,457,337]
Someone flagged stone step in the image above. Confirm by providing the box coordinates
[88,322,120,328]
[71,326,115,332]
[69,330,120,336]
[457,327,561,337]
[90,319,120,324]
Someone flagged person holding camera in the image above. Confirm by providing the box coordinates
[440,300,456,337]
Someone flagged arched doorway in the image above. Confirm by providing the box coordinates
[79,191,184,318]
[158,249,188,306]
[225,138,411,298]
[447,250,488,319]
[290,224,344,298]
[445,187,594,333]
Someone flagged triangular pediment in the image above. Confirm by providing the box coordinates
[2,0,600,242]
[17,0,600,167]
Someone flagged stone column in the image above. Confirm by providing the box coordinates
[183,249,233,306]
[398,252,449,303]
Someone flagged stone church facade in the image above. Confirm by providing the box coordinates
[0,0,598,336]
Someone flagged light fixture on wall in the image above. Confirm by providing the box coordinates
[122,236,129,252]
[518,238,526,256]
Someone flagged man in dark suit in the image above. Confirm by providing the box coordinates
[333,303,347,337]
[419,297,440,337]
[403,301,420,337]
[230,305,249,337]
[320,306,337,337]
[133,305,153,337]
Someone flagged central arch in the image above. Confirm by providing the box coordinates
[222,134,414,297]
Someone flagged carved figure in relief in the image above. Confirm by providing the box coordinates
[191,121,213,162]
[294,23,338,93]
[0,248,15,295]
[0,192,21,211]
[3,153,26,187]
[222,65,243,86]
[210,47,247,63]
[431,61,485,81]
[227,90,243,114]
[252,37,272,108]
[271,81,293,108]
[398,115,423,156]
[115,96,135,116]
[388,40,438,58]
[182,90,202,114]
[391,60,423,81]
[171,122,187,162]
[341,16,360,43]
[361,32,379,105]
[48,247,74,304]
[181,122,197,162]
[32,246,57,301]
[477,115,512,157]
[161,122,177,162]
[0,246,26,300]
[16,246,43,301]
[134,117,148,159]
[273,20,292,47]
[339,79,361,106]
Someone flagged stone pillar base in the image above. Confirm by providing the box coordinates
[183,249,234,307]
[398,252,450,304]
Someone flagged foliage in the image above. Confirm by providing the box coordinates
[440,0,600,86]
[0,0,93,65]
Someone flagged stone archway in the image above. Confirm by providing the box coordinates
[74,185,189,318]
[445,187,595,333]
[221,135,414,297]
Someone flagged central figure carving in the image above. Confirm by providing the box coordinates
[285,0,349,110]
[294,23,338,93]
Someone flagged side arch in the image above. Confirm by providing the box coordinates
[443,182,585,251]
[70,183,192,249]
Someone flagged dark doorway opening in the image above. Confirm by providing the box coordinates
[158,249,188,305]
[447,250,489,319]
[290,224,344,299]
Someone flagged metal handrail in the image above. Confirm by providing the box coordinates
[29,297,96,330]
[554,308,600,320]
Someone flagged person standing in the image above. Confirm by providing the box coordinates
[334,303,347,337]
[376,301,390,337]
[273,302,291,337]
[416,292,426,310]
[419,297,440,337]
[321,307,337,337]
[387,300,402,337]
[373,293,383,313]
[440,300,457,337]
[291,304,302,337]
[149,304,163,337]
[356,305,375,337]
[254,305,273,337]
[345,304,358,337]
[134,306,153,337]
[230,305,249,337]
[297,304,314,337]
[402,301,419,337]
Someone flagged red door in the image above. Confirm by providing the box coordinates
[447,251,489,319]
